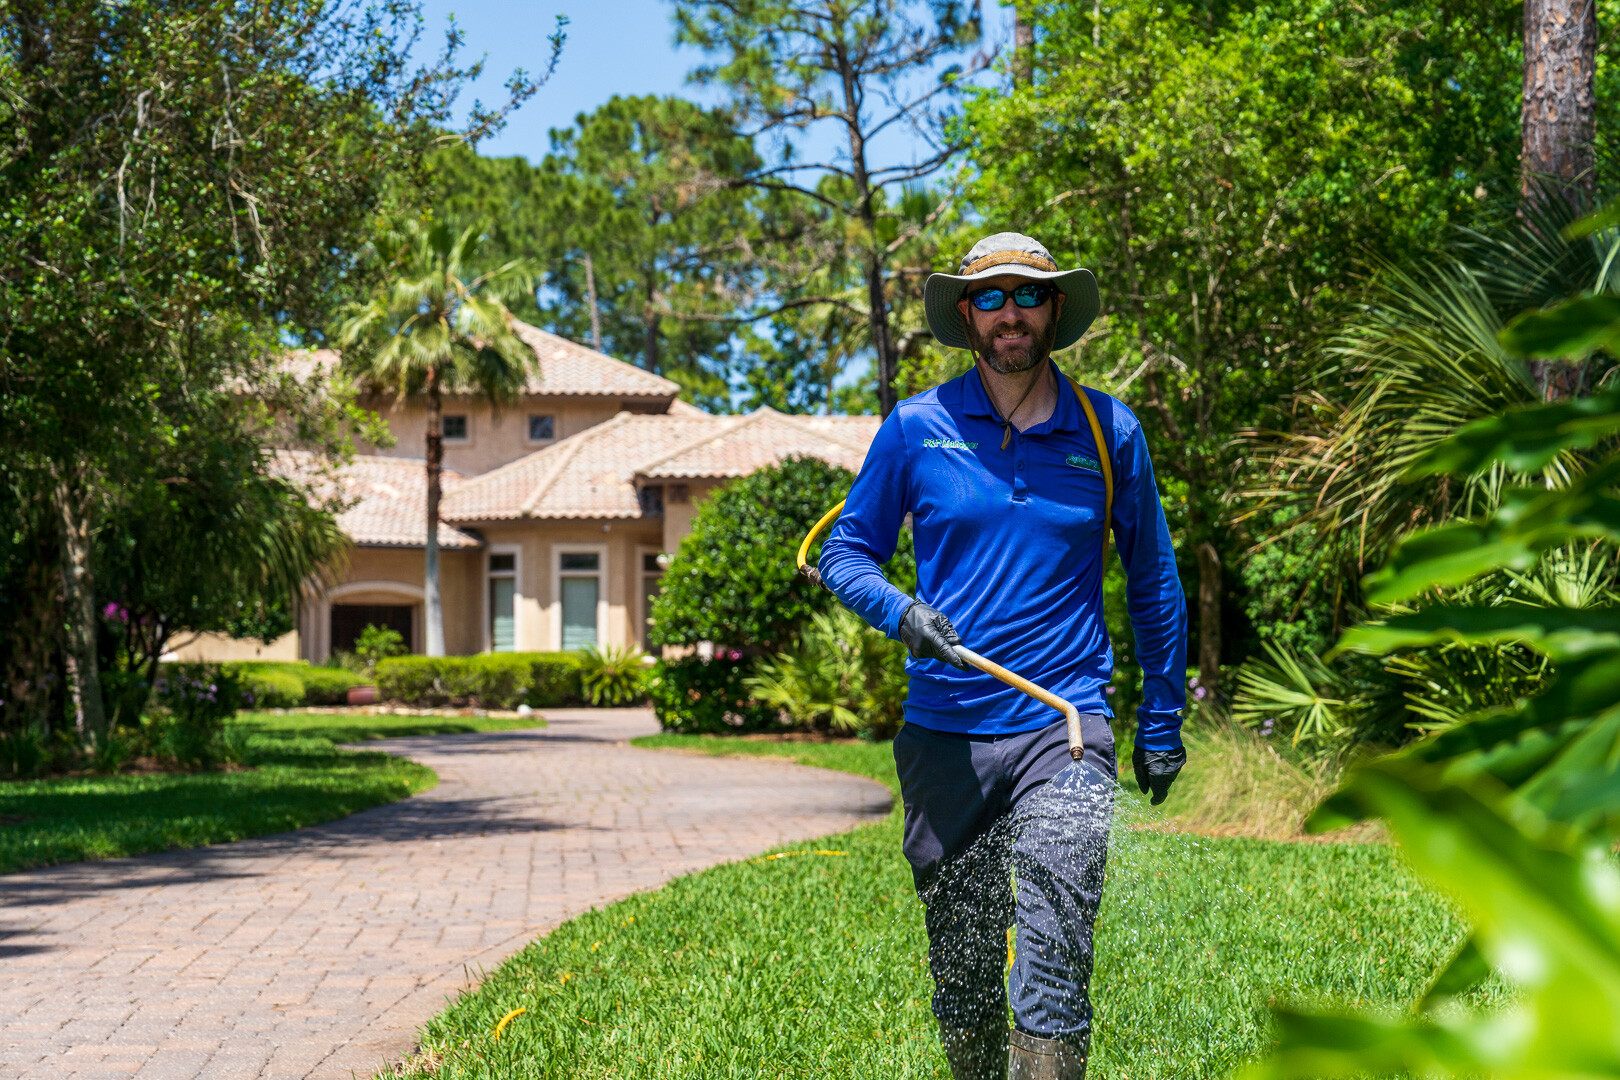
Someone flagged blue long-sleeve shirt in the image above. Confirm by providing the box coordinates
[819,363,1188,749]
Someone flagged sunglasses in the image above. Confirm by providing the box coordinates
[965,283,1056,312]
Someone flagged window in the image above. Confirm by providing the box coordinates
[442,414,469,442]
[487,549,518,652]
[638,484,664,516]
[556,548,603,651]
[527,414,555,441]
[668,484,690,504]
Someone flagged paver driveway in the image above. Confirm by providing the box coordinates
[0,709,892,1080]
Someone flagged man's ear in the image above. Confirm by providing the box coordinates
[1054,291,1065,317]
[956,297,972,321]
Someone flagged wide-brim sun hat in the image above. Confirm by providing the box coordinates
[924,232,1100,352]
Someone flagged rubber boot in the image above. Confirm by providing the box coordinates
[1007,1029,1086,1080]
[939,1018,1009,1080]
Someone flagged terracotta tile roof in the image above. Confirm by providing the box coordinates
[442,413,722,521]
[509,320,681,399]
[278,451,481,549]
[272,323,680,401]
[635,407,873,479]
[440,407,880,521]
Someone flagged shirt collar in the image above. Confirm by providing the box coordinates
[961,361,1082,434]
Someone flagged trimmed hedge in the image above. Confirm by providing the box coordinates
[375,652,584,709]
[297,666,367,705]
[223,661,367,708]
[240,669,305,709]
[649,656,778,734]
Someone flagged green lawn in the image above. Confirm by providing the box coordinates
[395,734,1501,1079]
[0,710,545,875]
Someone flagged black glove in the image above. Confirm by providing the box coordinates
[898,601,970,671]
[1132,744,1186,805]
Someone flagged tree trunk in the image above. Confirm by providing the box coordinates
[423,371,446,658]
[864,256,898,416]
[836,47,899,417]
[1012,3,1034,87]
[1522,0,1597,208]
[55,469,107,741]
[643,270,661,373]
[1196,540,1222,702]
[585,252,603,352]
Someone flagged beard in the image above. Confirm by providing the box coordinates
[966,312,1057,374]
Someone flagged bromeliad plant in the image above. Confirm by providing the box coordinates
[578,645,650,707]
[1243,283,1620,1079]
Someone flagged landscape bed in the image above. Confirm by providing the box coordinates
[392,735,1503,1080]
[0,710,546,875]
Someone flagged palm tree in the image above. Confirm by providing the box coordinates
[1245,200,1620,577]
[337,220,536,656]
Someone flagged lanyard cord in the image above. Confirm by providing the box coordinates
[978,358,1047,450]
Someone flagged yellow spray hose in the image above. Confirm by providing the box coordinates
[796,503,1085,762]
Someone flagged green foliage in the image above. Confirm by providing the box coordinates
[522,653,585,708]
[1245,292,1620,1078]
[375,655,534,710]
[223,661,367,707]
[355,624,407,671]
[0,0,538,745]
[149,663,244,768]
[1230,643,1406,764]
[649,656,777,734]
[296,666,369,706]
[651,457,915,652]
[745,607,908,739]
[374,653,584,710]
[577,646,650,707]
[674,1,981,411]
[962,0,1526,682]
[237,668,306,710]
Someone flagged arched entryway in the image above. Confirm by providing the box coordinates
[303,580,426,661]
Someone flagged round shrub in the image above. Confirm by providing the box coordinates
[650,456,916,654]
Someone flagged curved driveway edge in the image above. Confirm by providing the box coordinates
[0,709,892,1080]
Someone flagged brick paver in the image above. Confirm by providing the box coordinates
[0,709,892,1079]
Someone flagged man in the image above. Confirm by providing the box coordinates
[818,233,1188,1080]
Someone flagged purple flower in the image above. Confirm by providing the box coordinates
[1105,686,1116,696]
[1193,684,1208,701]
[1260,718,1276,737]
[727,649,743,661]
[103,602,128,622]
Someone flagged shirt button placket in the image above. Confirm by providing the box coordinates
[1012,439,1028,500]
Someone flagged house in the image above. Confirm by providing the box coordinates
[175,321,879,662]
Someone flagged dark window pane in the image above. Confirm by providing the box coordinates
[443,414,468,440]
[559,552,599,572]
[668,484,689,504]
[489,553,516,573]
[638,485,664,516]
[330,604,414,655]
[528,414,555,440]
[642,553,663,573]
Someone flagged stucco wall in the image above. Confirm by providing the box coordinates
[475,519,663,652]
[168,631,300,663]
[359,395,664,476]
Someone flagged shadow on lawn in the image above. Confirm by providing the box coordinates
[0,792,589,901]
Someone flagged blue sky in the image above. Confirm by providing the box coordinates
[415,0,1015,166]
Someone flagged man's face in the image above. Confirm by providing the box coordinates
[956,273,1064,375]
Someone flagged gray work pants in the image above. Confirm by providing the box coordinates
[893,716,1115,1043]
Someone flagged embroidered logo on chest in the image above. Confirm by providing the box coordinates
[1065,452,1102,473]
[922,437,979,450]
